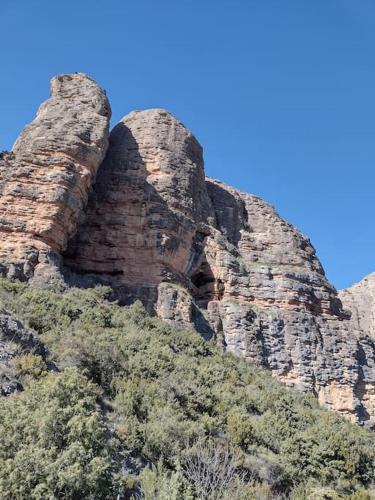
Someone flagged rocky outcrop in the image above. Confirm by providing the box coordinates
[63,107,375,425]
[1,75,375,426]
[339,273,375,340]
[155,178,375,426]
[0,73,111,281]
[0,311,47,396]
[65,109,213,311]
[337,275,375,422]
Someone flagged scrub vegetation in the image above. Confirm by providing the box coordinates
[0,279,374,499]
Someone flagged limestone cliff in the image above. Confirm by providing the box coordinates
[1,74,375,427]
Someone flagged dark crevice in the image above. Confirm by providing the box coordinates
[190,260,224,309]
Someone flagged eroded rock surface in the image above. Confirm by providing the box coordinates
[63,106,375,425]
[1,75,375,425]
[65,109,213,308]
[339,273,375,340]
[181,179,375,425]
[0,73,111,280]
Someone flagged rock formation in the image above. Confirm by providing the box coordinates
[0,73,110,280]
[0,311,47,396]
[339,273,375,341]
[1,74,375,426]
[65,109,213,312]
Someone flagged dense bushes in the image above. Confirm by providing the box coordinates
[0,368,118,499]
[0,279,374,498]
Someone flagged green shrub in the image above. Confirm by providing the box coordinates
[1,279,375,498]
[139,460,193,500]
[13,354,47,382]
[0,368,120,499]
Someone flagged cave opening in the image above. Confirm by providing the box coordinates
[190,260,224,309]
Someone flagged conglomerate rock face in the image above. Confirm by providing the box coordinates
[65,108,214,310]
[0,73,111,280]
[199,181,375,425]
[339,273,375,341]
[1,74,375,426]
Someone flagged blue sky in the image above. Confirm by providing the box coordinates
[1,0,374,289]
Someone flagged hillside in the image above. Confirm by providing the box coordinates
[0,278,374,499]
[0,73,374,426]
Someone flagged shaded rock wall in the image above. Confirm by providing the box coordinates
[65,109,213,307]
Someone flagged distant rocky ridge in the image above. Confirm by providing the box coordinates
[1,73,374,426]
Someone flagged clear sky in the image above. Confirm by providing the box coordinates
[1,0,374,290]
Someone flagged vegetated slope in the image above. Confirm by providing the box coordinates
[1,73,375,426]
[0,279,374,499]
[65,105,375,427]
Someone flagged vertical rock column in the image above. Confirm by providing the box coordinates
[65,109,212,309]
[0,73,111,279]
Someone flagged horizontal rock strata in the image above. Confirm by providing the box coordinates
[1,75,375,426]
[339,273,375,341]
[64,107,375,426]
[0,73,110,280]
[65,108,213,305]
